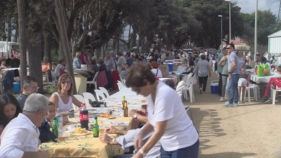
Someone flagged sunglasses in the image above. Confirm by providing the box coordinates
[226,47,231,49]
[132,88,141,94]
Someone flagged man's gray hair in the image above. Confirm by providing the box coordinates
[23,93,49,112]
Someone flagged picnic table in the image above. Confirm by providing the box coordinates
[39,117,133,158]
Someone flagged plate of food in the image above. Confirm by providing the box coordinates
[99,113,115,119]
[70,127,91,136]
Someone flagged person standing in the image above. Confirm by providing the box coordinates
[0,93,50,158]
[217,50,225,96]
[194,55,211,93]
[224,43,240,107]
[116,53,127,72]
[126,63,199,158]
[104,52,115,71]
[218,48,229,102]
[17,76,38,109]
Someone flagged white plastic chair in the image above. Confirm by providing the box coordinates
[240,84,259,103]
[82,92,96,108]
[87,72,99,89]
[99,87,110,98]
[73,94,84,109]
[182,76,196,103]
[176,81,185,97]
[117,80,126,91]
[94,89,106,101]
[272,86,281,105]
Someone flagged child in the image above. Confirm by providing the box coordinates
[39,101,57,143]
[263,65,281,103]
[46,101,56,126]
[238,68,248,103]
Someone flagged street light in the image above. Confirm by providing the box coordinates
[218,15,223,50]
[225,0,231,43]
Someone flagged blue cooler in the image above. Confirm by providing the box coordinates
[13,82,20,93]
[210,81,218,94]
[168,63,174,72]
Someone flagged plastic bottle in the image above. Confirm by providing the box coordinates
[80,105,89,130]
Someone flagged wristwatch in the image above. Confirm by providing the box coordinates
[139,149,147,156]
[133,114,138,119]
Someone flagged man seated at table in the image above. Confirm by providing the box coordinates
[264,65,281,103]
[0,93,50,158]
[17,76,38,109]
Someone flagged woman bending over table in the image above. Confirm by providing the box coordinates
[49,74,83,115]
[125,62,199,158]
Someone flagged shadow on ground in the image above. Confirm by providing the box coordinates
[199,152,256,158]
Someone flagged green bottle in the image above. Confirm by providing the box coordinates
[93,116,99,138]
[52,116,58,137]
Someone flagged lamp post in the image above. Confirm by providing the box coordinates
[225,0,231,43]
[218,15,223,51]
[254,0,258,61]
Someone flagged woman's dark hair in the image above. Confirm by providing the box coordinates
[58,58,65,64]
[91,59,97,65]
[98,59,104,65]
[0,93,22,127]
[126,62,156,88]
[201,55,206,60]
[228,43,235,49]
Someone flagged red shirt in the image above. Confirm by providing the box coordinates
[80,52,88,64]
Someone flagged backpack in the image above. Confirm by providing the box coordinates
[39,120,57,143]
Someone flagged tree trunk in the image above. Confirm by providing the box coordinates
[55,0,76,93]
[113,36,116,50]
[7,17,12,41]
[27,29,43,93]
[17,0,27,84]
[96,47,101,59]
[115,31,119,53]
[59,39,64,59]
[131,25,137,48]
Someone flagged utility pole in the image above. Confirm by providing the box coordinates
[254,0,258,61]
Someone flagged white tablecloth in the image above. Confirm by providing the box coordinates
[250,72,278,84]
[169,70,185,75]
[101,88,146,110]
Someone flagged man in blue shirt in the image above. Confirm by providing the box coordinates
[224,43,240,106]
[16,76,38,109]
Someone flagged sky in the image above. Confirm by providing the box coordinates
[232,0,280,17]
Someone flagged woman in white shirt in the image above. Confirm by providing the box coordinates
[125,63,199,158]
[150,61,163,78]
[49,74,83,114]
[194,55,211,93]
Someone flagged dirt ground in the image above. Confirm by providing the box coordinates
[186,74,281,158]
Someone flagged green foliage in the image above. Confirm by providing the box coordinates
[242,10,278,46]
[181,0,244,48]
